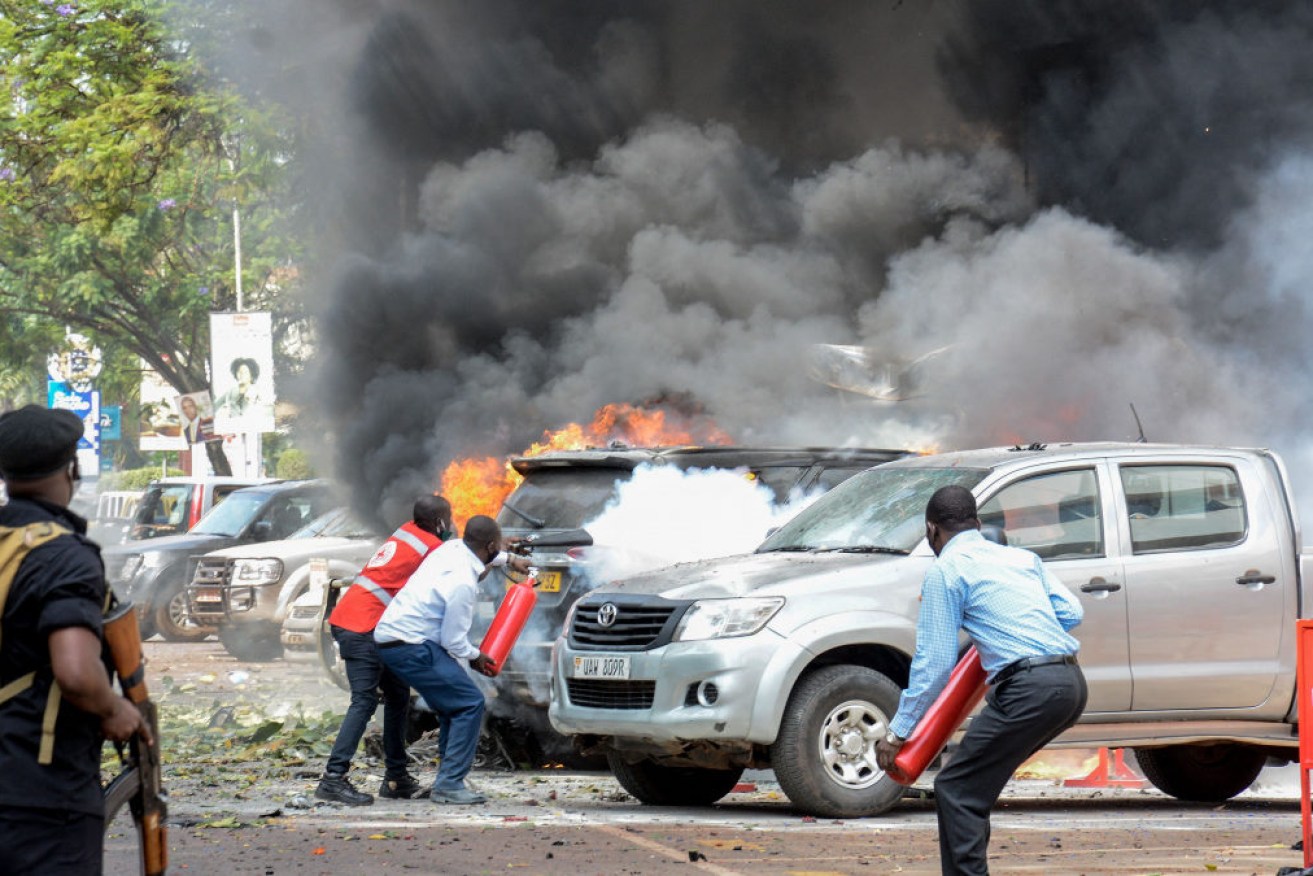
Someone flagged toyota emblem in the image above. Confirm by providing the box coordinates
[597,603,619,627]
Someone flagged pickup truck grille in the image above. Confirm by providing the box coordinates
[569,599,687,650]
[566,679,655,709]
[187,558,232,619]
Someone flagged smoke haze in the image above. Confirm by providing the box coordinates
[212,1,1313,525]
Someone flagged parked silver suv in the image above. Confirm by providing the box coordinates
[551,443,1302,816]
[186,508,383,661]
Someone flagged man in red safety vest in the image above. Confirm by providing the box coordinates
[315,495,454,805]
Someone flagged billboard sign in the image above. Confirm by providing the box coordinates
[210,311,275,435]
[139,366,184,451]
[175,390,215,446]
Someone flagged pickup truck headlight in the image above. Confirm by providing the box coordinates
[673,597,785,642]
[231,558,284,586]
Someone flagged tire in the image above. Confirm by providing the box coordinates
[317,625,349,692]
[1133,744,1266,802]
[606,753,744,807]
[153,576,212,642]
[219,624,284,662]
[135,604,158,642]
[770,664,906,818]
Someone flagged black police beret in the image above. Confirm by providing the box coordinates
[0,404,84,480]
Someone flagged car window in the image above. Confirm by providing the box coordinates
[192,491,268,537]
[497,468,632,529]
[293,508,379,539]
[979,469,1103,560]
[1119,464,1246,553]
[134,484,192,528]
[747,466,809,501]
[212,485,243,508]
[813,465,876,492]
[258,494,320,540]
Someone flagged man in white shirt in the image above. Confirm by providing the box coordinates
[374,515,504,804]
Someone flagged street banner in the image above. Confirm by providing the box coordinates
[48,381,100,474]
[173,390,215,447]
[100,405,122,441]
[139,367,184,451]
[210,312,275,435]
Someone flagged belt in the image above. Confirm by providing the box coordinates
[376,639,415,650]
[992,654,1077,686]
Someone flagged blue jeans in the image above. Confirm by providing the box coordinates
[378,640,485,792]
[325,626,411,779]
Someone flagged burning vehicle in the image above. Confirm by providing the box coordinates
[479,444,909,759]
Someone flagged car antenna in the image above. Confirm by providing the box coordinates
[1129,403,1147,443]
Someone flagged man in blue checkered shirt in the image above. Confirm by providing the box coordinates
[876,485,1087,876]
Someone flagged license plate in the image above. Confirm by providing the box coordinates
[573,655,630,679]
[193,587,223,603]
[531,570,562,593]
[284,633,304,645]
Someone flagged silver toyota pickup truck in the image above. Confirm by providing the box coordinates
[549,442,1306,817]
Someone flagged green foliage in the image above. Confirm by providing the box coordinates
[274,447,314,480]
[0,0,304,415]
[99,465,184,491]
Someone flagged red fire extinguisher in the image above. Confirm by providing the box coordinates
[887,645,988,785]
[479,576,539,677]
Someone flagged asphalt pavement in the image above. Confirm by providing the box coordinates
[99,641,1311,875]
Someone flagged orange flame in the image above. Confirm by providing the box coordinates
[440,402,731,530]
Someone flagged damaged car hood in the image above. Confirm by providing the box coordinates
[598,550,907,600]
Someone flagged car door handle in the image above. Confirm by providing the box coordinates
[1080,577,1122,593]
[1235,571,1276,586]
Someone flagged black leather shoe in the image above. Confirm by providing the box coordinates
[378,774,423,799]
[315,774,373,806]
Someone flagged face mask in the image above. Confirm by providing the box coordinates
[439,528,456,541]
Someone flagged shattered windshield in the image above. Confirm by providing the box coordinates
[758,467,988,553]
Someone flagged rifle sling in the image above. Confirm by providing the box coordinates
[0,522,79,765]
[119,663,145,691]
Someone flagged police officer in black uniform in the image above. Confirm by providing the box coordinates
[0,405,148,875]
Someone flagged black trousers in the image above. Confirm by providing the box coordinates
[933,660,1088,876]
[0,805,103,875]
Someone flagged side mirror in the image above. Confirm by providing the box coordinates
[250,520,273,540]
[979,525,1008,546]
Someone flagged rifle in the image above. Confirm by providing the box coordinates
[103,600,168,876]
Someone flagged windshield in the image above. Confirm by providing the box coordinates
[191,491,268,537]
[757,466,988,553]
[133,484,193,530]
[292,508,379,540]
[496,468,632,530]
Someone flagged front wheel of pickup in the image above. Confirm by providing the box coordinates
[1133,744,1266,802]
[771,665,906,818]
[606,754,744,807]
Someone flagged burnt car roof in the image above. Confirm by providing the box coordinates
[509,445,910,475]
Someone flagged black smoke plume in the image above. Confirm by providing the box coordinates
[211,0,1313,523]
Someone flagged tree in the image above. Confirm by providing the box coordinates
[0,0,304,474]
